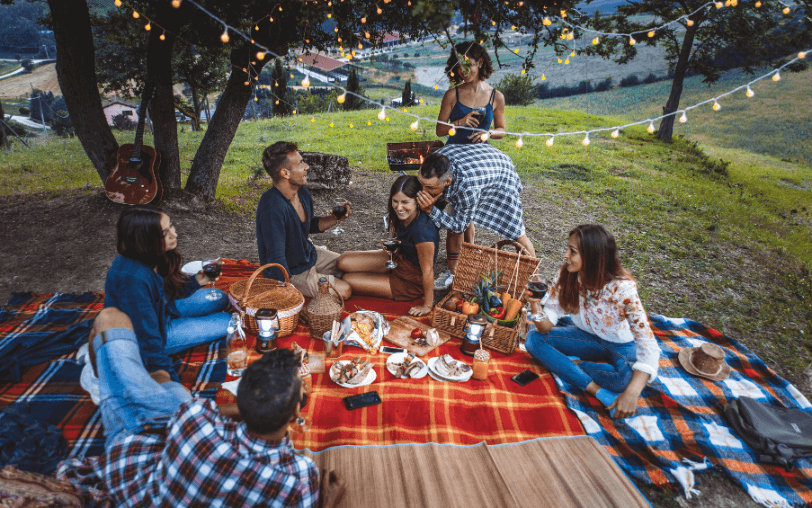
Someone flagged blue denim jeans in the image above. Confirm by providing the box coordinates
[525,325,637,394]
[165,288,231,356]
[92,328,191,451]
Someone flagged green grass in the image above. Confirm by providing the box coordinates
[0,61,21,76]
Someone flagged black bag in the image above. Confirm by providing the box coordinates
[722,397,812,470]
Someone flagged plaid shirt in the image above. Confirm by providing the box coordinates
[428,144,525,240]
[103,399,319,508]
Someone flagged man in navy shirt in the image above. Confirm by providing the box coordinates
[256,142,352,299]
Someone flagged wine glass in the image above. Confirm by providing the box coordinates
[202,258,222,301]
[331,198,348,235]
[526,274,548,322]
[381,238,400,269]
[289,415,312,434]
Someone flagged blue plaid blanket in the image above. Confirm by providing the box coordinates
[556,314,812,508]
[0,292,227,459]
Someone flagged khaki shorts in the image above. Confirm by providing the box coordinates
[289,247,343,298]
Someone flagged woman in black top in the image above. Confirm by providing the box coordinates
[337,176,440,316]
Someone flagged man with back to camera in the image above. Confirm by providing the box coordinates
[416,144,536,290]
[66,307,345,507]
[256,141,352,300]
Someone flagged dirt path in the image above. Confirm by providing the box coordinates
[0,63,60,99]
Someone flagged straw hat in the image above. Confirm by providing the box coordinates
[678,342,731,381]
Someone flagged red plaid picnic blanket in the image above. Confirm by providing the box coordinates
[217,259,584,451]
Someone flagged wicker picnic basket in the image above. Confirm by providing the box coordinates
[431,241,540,354]
[227,263,304,337]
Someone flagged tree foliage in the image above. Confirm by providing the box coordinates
[270,58,292,116]
[343,68,364,110]
[495,73,535,106]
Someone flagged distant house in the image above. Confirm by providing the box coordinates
[102,100,138,126]
[294,52,365,83]
[359,31,406,51]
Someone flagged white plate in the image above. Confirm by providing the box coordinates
[330,361,377,388]
[427,357,473,383]
[181,260,203,276]
[386,353,427,379]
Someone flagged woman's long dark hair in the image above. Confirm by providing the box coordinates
[116,207,185,298]
[387,175,422,233]
[557,224,632,314]
[445,41,494,85]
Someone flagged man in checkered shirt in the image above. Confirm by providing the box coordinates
[416,144,536,289]
[77,307,345,508]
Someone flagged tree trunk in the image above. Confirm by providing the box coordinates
[190,84,201,132]
[146,3,183,192]
[0,100,9,150]
[185,45,270,200]
[657,22,700,142]
[47,0,118,182]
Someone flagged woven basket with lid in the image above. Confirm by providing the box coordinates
[228,263,304,336]
[305,277,344,339]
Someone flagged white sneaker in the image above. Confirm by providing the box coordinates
[76,343,90,365]
[434,270,455,291]
[80,362,101,405]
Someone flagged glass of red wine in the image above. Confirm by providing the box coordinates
[202,258,222,301]
[331,198,348,235]
[526,274,548,322]
[381,238,400,269]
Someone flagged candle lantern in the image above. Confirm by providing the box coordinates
[461,314,488,356]
[255,308,279,354]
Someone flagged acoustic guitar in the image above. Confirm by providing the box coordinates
[104,85,162,205]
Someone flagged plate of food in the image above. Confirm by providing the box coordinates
[427,355,473,382]
[330,358,377,388]
[181,260,203,276]
[386,352,427,379]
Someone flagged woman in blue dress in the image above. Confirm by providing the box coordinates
[435,41,506,145]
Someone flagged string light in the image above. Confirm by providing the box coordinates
[159,30,166,40]
[410,119,419,130]
[256,51,265,60]
[611,129,619,138]
[647,121,655,133]
[592,37,599,45]
[755,0,761,6]
[302,76,310,86]
[582,133,590,146]
[337,94,346,103]
[648,30,655,37]
[516,136,524,148]
[480,131,490,142]
[687,19,694,26]
[377,6,382,14]
[448,126,456,136]
[679,111,688,123]
[171,0,181,6]
[782,6,790,14]
[712,99,721,111]
[133,10,140,18]
[715,2,723,8]
[145,22,151,31]
[746,85,754,97]
[220,26,229,43]
[546,136,554,147]
[629,36,636,45]
[114,0,121,5]
[378,108,386,120]
[799,52,807,59]
[772,72,781,82]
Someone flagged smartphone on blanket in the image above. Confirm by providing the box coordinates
[344,391,382,410]
[511,370,539,387]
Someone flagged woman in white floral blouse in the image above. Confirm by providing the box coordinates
[525,224,660,419]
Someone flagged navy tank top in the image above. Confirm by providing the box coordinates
[446,88,496,145]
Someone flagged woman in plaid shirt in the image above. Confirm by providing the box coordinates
[525,225,660,420]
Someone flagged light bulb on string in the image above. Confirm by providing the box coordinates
[715,2,723,8]
[772,72,780,82]
[546,136,554,147]
[611,129,619,138]
[337,94,346,103]
[133,10,140,18]
[516,136,524,148]
[564,58,570,64]
[275,100,279,104]
[566,32,574,40]
[293,110,297,115]
[582,133,590,146]
[410,119,419,130]
[541,74,546,81]
[521,69,526,74]
[160,30,166,41]
[144,22,151,31]
[731,0,737,5]
[592,37,599,45]
[448,126,456,136]
[746,85,754,97]
[254,97,258,102]
[171,0,181,6]
[377,7,382,14]
[754,1,761,6]
[712,100,720,111]
[648,30,655,37]
[687,19,694,26]
[799,52,806,59]
[679,111,688,123]
[434,85,439,90]
[220,27,230,43]
[327,13,331,18]
[361,16,366,23]
[629,36,636,46]
[114,0,121,6]
[647,121,655,133]
[378,108,386,120]
[257,52,265,60]
[480,131,490,142]
[543,17,551,26]
[302,76,310,86]
[782,6,790,14]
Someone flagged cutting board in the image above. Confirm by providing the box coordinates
[384,316,455,356]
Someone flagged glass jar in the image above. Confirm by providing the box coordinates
[472,349,490,381]
[299,364,312,395]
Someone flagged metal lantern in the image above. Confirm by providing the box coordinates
[461,314,488,356]
[255,308,279,354]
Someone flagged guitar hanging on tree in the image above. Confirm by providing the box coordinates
[104,84,162,205]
